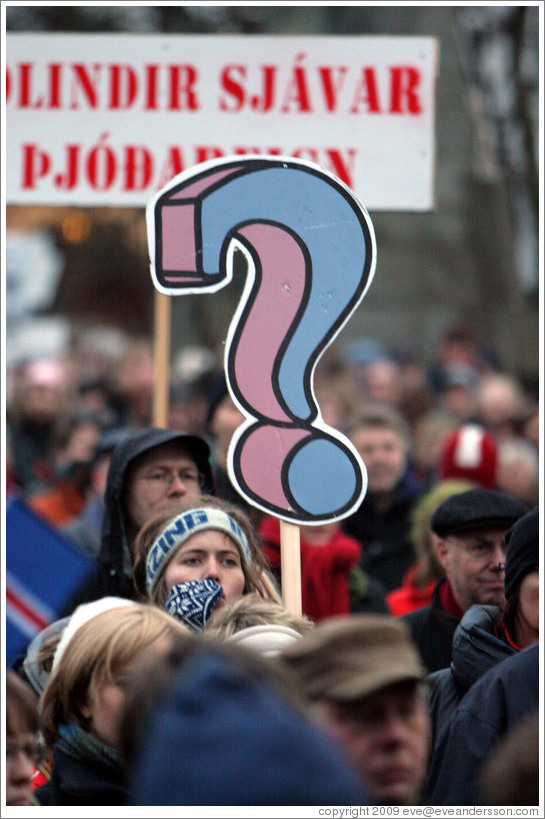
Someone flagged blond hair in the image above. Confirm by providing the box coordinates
[39,603,190,747]
[133,494,279,605]
[204,593,314,640]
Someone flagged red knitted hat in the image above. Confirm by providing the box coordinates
[439,424,498,489]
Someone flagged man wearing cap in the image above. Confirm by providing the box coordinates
[426,506,539,750]
[60,427,215,614]
[280,615,431,806]
[403,488,529,673]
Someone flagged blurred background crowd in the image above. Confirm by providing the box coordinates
[6,319,539,550]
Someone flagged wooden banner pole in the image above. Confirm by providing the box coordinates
[152,290,171,429]
[280,519,302,615]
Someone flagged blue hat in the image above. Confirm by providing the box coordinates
[129,651,369,806]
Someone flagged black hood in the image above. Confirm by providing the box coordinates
[99,428,214,575]
[449,604,515,692]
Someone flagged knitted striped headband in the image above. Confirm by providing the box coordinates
[146,507,252,596]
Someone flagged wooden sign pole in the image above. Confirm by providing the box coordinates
[280,519,302,615]
[152,290,171,429]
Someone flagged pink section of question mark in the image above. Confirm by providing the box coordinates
[231,223,307,422]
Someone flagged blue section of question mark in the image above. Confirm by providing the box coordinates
[286,435,359,516]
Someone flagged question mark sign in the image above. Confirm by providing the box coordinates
[147,155,376,524]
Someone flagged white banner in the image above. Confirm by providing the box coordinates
[6,33,438,210]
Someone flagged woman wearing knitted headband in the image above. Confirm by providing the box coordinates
[133,495,280,629]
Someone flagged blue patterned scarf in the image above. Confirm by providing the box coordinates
[164,579,223,630]
[56,722,123,771]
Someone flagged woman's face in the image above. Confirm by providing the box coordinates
[163,530,246,602]
[81,639,170,748]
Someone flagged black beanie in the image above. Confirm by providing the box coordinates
[504,506,539,600]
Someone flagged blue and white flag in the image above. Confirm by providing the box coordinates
[5,497,94,667]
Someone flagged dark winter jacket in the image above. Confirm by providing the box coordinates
[424,643,539,806]
[59,428,214,615]
[8,417,55,494]
[427,604,516,750]
[403,579,461,673]
[35,740,125,806]
[342,468,422,592]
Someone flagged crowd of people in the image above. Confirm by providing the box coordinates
[5,321,540,807]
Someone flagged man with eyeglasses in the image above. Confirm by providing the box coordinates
[60,428,215,615]
[403,488,529,673]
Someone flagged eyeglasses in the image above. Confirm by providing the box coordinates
[137,468,202,493]
[6,740,46,766]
